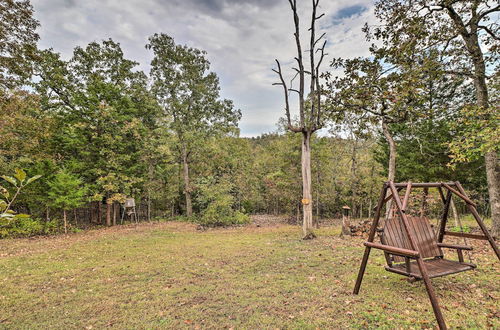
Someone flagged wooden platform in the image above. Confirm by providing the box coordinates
[385,258,476,280]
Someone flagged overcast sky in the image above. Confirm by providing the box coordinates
[31,0,377,137]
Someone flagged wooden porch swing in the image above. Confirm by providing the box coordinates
[353,181,500,330]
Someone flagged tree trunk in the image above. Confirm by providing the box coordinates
[113,202,117,226]
[106,198,111,227]
[382,120,396,220]
[450,198,459,227]
[181,144,193,217]
[301,131,315,239]
[463,29,500,236]
[485,152,500,237]
[420,187,429,217]
[74,209,77,227]
[350,139,359,219]
[91,202,96,223]
[147,196,151,222]
[97,201,102,224]
[63,209,67,234]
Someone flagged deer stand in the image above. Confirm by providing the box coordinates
[353,181,499,330]
[120,198,138,224]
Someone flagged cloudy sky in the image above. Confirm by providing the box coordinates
[31,0,377,137]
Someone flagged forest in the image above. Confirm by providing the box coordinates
[1,0,499,329]
[1,0,497,239]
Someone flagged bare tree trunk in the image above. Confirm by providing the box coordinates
[113,202,117,226]
[301,131,315,239]
[485,152,500,237]
[63,209,67,234]
[106,197,111,227]
[382,120,396,220]
[350,139,359,219]
[420,187,429,217]
[450,198,459,227]
[181,144,193,217]
[315,159,320,228]
[97,201,102,224]
[90,202,96,223]
[73,209,77,227]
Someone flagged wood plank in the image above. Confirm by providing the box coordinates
[442,183,476,207]
[364,242,419,257]
[393,182,456,188]
[443,231,489,240]
[402,182,412,211]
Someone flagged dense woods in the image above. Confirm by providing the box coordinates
[1,0,498,239]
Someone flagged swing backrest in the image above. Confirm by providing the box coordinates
[382,216,442,262]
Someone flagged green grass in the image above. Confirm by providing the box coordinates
[0,222,498,329]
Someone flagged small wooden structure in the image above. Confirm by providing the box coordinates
[120,197,137,224]
[353,181,499,330]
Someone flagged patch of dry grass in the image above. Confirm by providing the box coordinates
[0,221,498,329]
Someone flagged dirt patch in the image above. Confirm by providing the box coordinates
[250,214,294,226]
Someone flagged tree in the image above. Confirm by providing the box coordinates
[47,169,86,233]
[327,56,422,218]
[272,0,328,239]
[0,0,39,89]
[368,0,500,235]
[35,40,159,225]
[147,33,241,217]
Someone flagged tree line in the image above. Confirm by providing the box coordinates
[0,0,498,238]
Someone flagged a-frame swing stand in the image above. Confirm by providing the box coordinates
[353,181,500,330]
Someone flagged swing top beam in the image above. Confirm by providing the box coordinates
[392,182,456,188]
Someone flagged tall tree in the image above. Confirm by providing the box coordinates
[369,0,500,235]
[35,40,159,225]
[327,57,422,218]
[147,33,241,217]
[273,0,328,239]
[0,0,39,90]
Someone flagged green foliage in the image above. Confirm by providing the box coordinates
[0,217,58,238]
[0,0,40,89]
[449,105,500,164]
[195,177,249,227]
[47,169,86,210]
[0,168,41,222]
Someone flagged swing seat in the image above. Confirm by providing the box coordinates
[379,216,475,280]
[385,258,475,280]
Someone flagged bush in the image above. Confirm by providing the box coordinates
[195,176,250,227]
[0,217,58,238]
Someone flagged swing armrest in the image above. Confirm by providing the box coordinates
[437,243,473,251]
[364,242,420,257]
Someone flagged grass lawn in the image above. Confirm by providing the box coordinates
[0,220,498,329]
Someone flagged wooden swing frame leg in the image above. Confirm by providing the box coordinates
[454,182,500,261]
[353,184,388,294]
[437,189,452,243]
[415,256,447,330]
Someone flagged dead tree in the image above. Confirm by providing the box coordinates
[273,0,327,239]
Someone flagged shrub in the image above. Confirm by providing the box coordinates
[0,217,58,238]
[195,177,250,227]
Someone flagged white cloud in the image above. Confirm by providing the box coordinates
[31,0,377,137]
